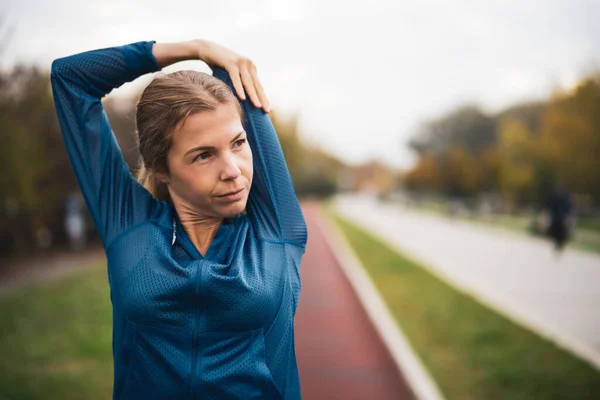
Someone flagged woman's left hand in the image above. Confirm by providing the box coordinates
[196,39,270,113]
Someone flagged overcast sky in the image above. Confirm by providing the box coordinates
[3,0,599,169]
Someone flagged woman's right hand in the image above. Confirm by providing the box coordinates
[196,39,270,113]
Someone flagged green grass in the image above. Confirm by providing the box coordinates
[0,263,113,400]
[579,219,600,234]
[330,210,600,400]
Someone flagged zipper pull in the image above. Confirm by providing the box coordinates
[172,219,177,246]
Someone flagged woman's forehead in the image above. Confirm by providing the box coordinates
[173,106,244,150]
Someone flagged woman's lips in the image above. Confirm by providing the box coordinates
[215,187,246,202]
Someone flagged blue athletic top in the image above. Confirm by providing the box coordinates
[50,41,307,399]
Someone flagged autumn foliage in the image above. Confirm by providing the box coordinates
[404,75,600,208]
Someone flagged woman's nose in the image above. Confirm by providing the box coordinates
[220,152,242,181]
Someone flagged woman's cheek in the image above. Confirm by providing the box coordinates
[243,148,253,171]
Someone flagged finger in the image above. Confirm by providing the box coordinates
[250,67,270,113]
[227,66,246,101]
[240,67,261,109]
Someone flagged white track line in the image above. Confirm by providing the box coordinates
[318,209,446,400]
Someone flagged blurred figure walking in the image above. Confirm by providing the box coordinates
[64,192,86,251]
[546,184,574,254]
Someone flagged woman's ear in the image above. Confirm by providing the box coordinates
[154,171,170,184]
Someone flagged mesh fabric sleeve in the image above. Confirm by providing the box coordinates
[50,41,163,247]
[213,68,308,246]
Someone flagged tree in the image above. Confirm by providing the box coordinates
[440,147,480,197]
[409,105,496,156]
[403,74,600,209]
[538,77,600,202]
[0,66,78,255]
[496,119,535,203]
[403,155,440,191]
[270,110,343,197]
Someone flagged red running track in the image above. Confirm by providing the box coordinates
[295,202,415,400]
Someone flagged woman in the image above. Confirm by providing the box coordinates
[51,39,307,399]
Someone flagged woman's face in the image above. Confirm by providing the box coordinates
[164,103,253,219]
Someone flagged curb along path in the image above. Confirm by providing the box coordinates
[294,202,415,399]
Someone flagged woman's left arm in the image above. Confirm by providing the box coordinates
[160,40,307,246]
[228,78,308,247]
[198,41,307,247]
[201,41,307,247]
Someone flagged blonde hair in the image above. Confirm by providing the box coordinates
[135,70,243,202]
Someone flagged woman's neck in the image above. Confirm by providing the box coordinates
[174,203,223,256]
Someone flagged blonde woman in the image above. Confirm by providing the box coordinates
[51,39,307,399]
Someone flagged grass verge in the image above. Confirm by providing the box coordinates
[329,210,600,400]
[0,263,113,400]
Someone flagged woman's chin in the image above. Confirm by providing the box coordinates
[218,199,247,218]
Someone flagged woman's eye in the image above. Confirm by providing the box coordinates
[233,139,246,148]
[195,152,211,162]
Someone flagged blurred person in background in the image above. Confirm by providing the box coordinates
[51,37,307,399]
[64,192,87,251]
[546,183,574,254]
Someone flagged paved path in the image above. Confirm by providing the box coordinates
[0,246,105,294]
[334,195,600,369]
[295,202,414,399]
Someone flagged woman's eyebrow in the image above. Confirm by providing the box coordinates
[184,131,246,156]
[229,131,245,143]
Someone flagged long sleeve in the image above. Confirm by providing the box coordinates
[50,41,163,248]
[213,68,308,246]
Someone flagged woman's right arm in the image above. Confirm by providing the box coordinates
[51,40,266,248]
[51,41,166,248]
